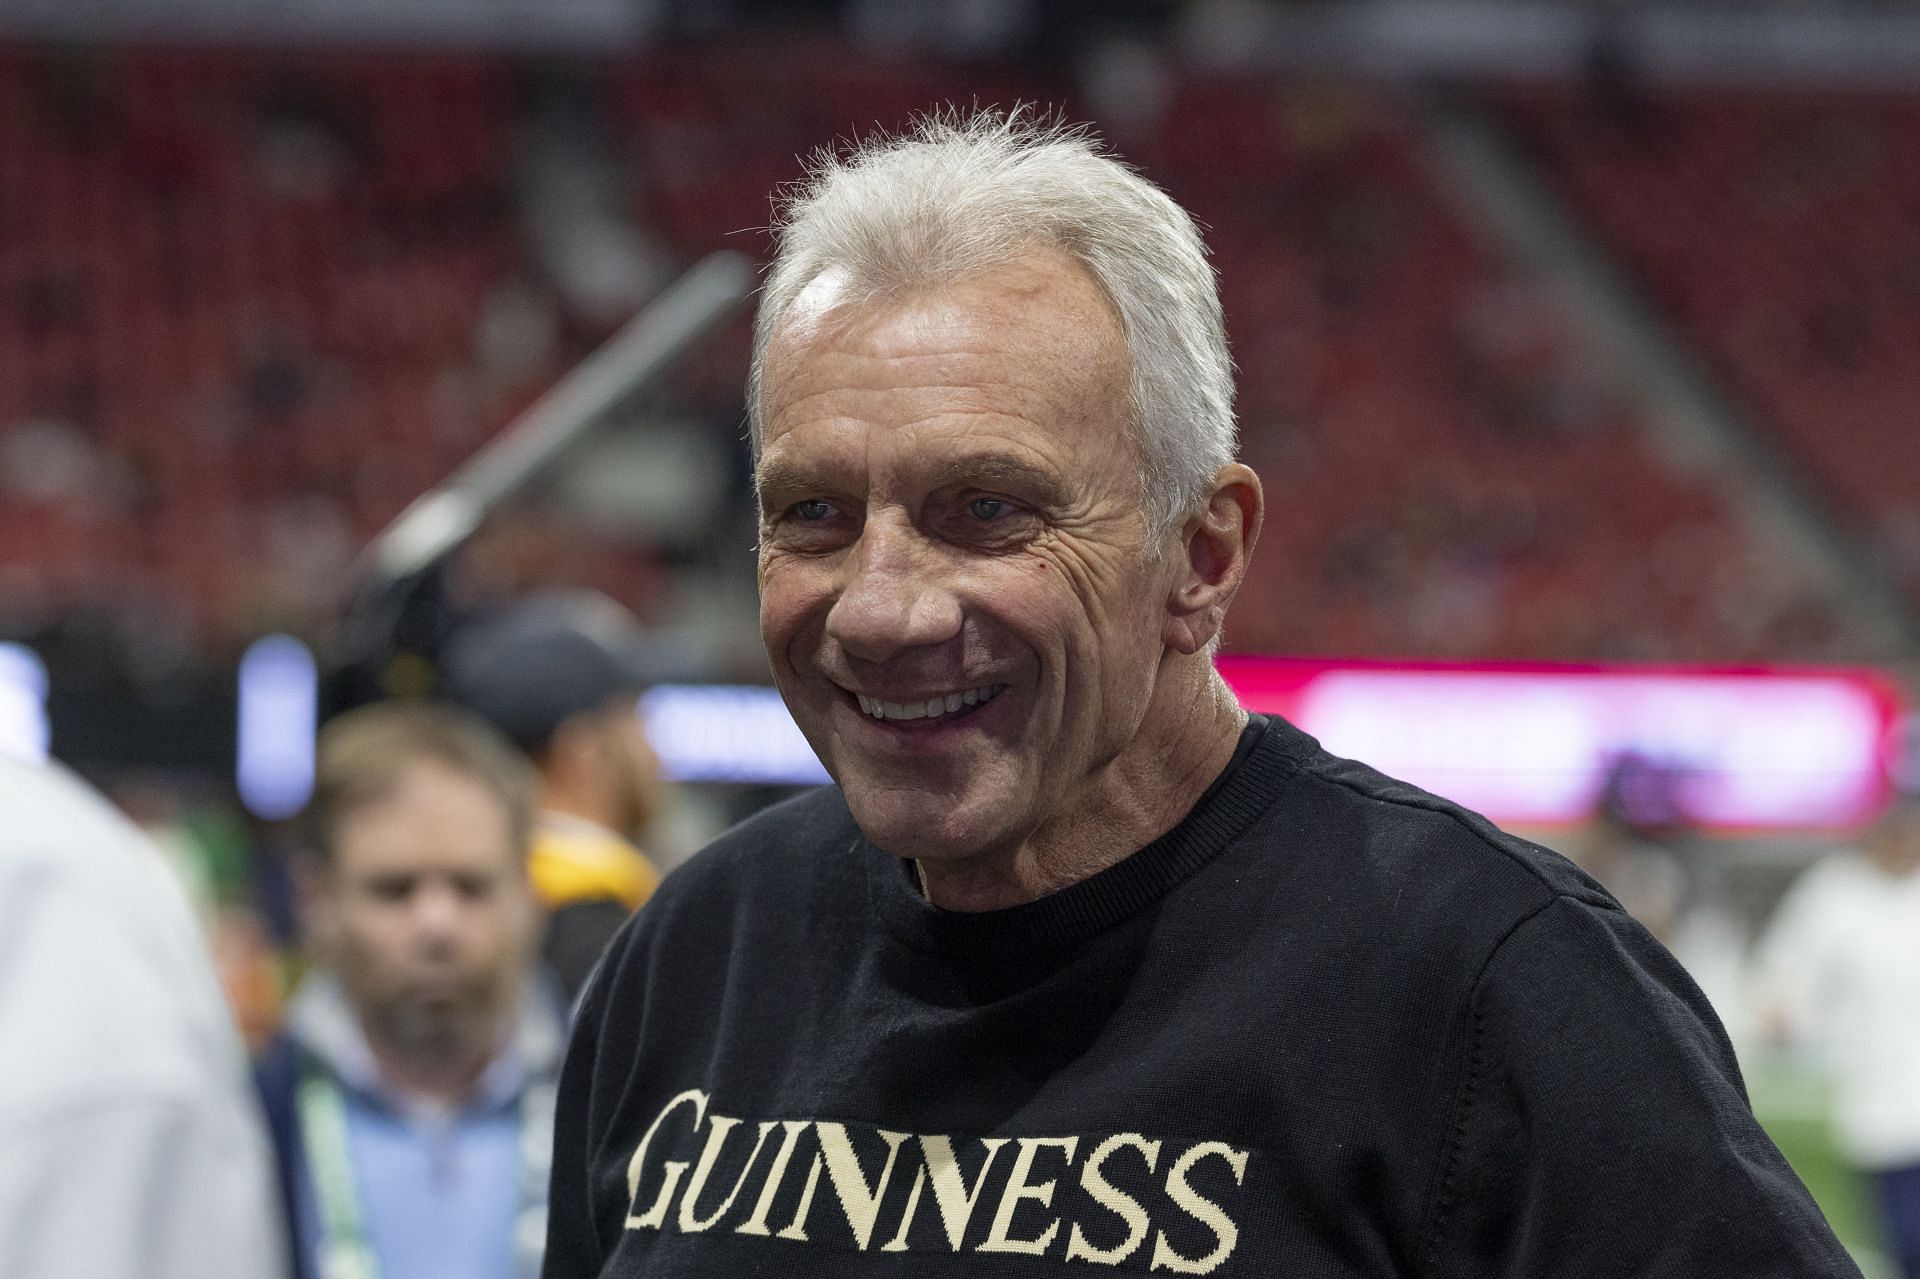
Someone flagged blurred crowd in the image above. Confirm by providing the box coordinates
[2,591,681,1278]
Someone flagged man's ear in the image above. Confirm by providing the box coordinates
[1163,463,1264,656]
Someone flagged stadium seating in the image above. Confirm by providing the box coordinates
[0,45,529,639]
[607,50,1859,662]
[0,41,1859,662]
[1507,85,1920,610]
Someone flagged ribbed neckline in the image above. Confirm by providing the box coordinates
[866,714,1312,956]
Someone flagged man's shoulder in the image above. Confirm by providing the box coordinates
[1311,747,1595,884]
[1259,723,1615,940]
[0,754,154,879]
[0,756,254,1131]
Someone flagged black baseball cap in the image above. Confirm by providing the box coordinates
[441,590,662,754]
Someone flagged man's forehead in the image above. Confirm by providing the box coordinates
[758,258,1131,497]
[332,760,515,870]
[761,254,1127,412]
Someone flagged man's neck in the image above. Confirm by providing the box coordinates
[915,663,1248,912]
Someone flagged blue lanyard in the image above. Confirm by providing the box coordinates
[298,1062,555,1279]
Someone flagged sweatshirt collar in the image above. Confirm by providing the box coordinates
[865,714,1309,956]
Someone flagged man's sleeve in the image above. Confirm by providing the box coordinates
[1419,893,1862,1278]
[0,792,288,1279]
[0,1097,288,1279]
[543,949,616,1278]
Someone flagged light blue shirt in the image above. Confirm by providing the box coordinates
[286,976,560,1279]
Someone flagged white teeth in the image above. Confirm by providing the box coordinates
[857,684,1005,722]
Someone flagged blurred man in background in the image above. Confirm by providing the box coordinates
[444,589,667,998]
[256,702,560,1279]
[1569,756,1688,947]
[0,751,286,1278]
[1757,789,1920,1279]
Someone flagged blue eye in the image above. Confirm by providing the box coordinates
[793,499,834,521]
[968,497,1008,520]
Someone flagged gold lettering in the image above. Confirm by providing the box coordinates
[978,1136,1079,1256]
[926,1136,1011,1250]
[882,1135,1009,1252]
[625,1093,1251,1268]
[814,1122,911,1250]
[624,1089,708,1230]
[776,1153,825,1242]
[1066,1133,1162,1265]
[1150,1142,1249,1274]
[737,1120,811,1237]
[678,1118,776,1233]
[880,1166,926,1252]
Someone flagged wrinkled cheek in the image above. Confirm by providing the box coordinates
[760,584,841,758]
[1059,616,1155,751]
[758,584,816,674]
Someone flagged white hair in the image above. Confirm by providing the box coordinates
[748,109,1237,536]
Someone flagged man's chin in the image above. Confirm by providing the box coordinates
[380,995,486,1045]
[843,785,1014,863]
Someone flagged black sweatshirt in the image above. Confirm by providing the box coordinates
[544,715,1859,1277]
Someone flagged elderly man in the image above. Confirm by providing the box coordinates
[544,114,1857,1277]
[257,702,563,1279]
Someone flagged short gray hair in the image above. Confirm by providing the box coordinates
[748,109,1237,536]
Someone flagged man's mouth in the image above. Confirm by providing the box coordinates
[853,683,1007,725]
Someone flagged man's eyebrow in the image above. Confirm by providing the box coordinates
[754,458,838,512]
[755,452,1066,508]
[921,454,1064,501]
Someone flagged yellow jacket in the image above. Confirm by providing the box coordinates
[528,813,660,912]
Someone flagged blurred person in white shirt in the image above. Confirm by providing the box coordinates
[1756,790,1920,1278]
[0,751,287,1279]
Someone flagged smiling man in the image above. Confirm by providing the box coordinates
[751,244,1251,909]
[543,113,1859,1278]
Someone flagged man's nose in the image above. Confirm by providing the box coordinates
[825,518,963,663]
[408,880,466,940]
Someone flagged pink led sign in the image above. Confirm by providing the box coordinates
[1216,656,1904,832]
